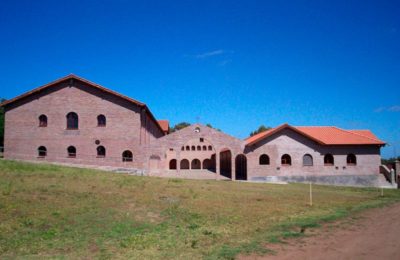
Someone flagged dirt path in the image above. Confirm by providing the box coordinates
[240,203,400,260]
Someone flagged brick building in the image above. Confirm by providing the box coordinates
[0,75,387,186]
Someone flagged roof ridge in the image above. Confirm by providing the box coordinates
[295,126,336,128]
[332,126,382,142]
[0,74,166,134]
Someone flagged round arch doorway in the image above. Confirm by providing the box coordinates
[235,154,247,180]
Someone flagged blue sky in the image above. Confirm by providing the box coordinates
[0,0,399,158]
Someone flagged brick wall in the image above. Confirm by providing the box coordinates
[144,124,244,177]
[2,77,383,182]
[4,79,164,168]
[244,128,381,179]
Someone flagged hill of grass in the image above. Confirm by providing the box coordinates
[0,160,399,259]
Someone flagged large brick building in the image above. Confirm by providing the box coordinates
[1,75,387,186]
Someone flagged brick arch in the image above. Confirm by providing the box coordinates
[180,159,189,169]
[169,159,177,170]
[191,159,201,169]
[219,147,232,179]
[181,138,216,153]
[235,154,247,180]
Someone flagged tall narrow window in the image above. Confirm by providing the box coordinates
[97,146,106,157]
[66,112,79,129]
[39,115,47,127]
[303,154,313,166]
[38,146,47,157]
[281,154,291,166]
[347,154,357,165]
[67,146,76,158]
[97,114,106,127]
[259,154,270,165]
[324,154,334,165]
[122,150,133,162]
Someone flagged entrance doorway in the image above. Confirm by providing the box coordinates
[235,154,247,180]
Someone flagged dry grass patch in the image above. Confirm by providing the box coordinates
[0,160,399,259]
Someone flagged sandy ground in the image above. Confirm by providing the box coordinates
[240,202,400,260]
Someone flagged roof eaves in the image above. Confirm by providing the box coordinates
[332,126,385,145]
[0,74,166,135]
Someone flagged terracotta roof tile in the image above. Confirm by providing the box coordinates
[157,120,169,133]
[245,124,385,146]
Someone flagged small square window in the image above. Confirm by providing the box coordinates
[169,148,174,151]
[200,138,204,142]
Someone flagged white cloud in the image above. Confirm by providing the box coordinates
[374,105,400,113]
[388,105,400,112]
[195,49,226,59]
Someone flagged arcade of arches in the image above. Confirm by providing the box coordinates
[167,147,247,180]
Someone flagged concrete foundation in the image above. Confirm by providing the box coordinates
[250,174,394,188]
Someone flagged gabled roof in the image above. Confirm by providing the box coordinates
[157,120,170,133]
[0,74,165,134]
[245,123,385,146]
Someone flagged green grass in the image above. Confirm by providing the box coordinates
[0,160,399,259]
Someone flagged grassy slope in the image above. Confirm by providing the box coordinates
[0,160,399,259]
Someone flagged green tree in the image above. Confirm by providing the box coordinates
[382,156,400,165]
[0,98,5,146]
[249,125,271,137]
[170,122,191,132]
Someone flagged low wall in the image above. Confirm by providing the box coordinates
[250,174,387,187]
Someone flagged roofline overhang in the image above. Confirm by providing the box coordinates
[245,123,385,147]
[0,74,166,135]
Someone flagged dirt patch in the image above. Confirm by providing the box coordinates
[240,202,400,260]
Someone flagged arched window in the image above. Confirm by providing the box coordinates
[122,150,133,162]
[281,154,291,166]
[324,154,334,165]
[191,146,195,151]
[197,145,201,151]
[67,146,76,158]
[202,145,207,151]
[303,154,313,166]
[208,145,212,151]
[259,154,270,165]
[191,159,201,169]
[180,159,189,169]
[39,114,47,127]
[169,159,177,170]
[97,114,106,127]
[347,154,357,165]
[38,146,47,157]
[66,112,79,129]
[186,146,190,151]
[97,146,106,157]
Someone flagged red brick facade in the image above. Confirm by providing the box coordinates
[3,76,164,169]
[1,75,385,185]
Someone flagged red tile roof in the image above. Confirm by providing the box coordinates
[0,74,166,134]
[157,120,169,133]
[245,123,385,146]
